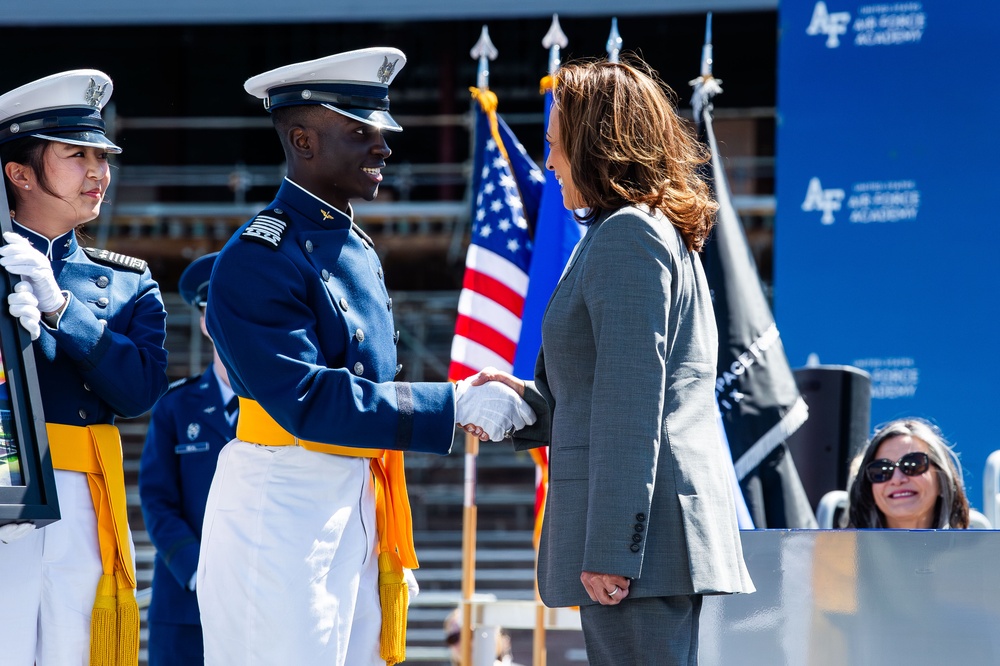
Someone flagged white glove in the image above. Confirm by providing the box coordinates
[7,281,41,340]
[454,379,537,441]
[0,232,65,313]
[403,568,419,605]
[0,522,35,544]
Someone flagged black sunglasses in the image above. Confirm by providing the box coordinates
[865,452,931,484]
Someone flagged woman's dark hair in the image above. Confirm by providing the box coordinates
[0,137,53,210]
[553,56,718,251]
[845,417,969,529]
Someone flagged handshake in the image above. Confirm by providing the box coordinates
[454,368,536,442]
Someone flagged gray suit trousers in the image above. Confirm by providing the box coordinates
[579,595,703,665]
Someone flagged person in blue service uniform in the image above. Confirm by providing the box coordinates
[0,70,169,665]
[198,47,535,666]
[139,252,236,666]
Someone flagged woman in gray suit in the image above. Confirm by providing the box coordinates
[468,57,755,665]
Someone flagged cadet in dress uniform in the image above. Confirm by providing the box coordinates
[0,70,169,666]
[198,48,535,666]
[139,252,236,666]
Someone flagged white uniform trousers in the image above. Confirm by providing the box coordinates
[0,470,103,666]
[198,440,383,666]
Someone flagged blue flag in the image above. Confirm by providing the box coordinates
[512,88,585,380]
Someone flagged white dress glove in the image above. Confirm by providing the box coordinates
[403,567,419,605]
[454,379,537,441]
[7,281,41,340]
[0,522,35,545]
[0,232,65,313]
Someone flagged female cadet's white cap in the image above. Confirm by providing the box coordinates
[0,69,122,153]
[244,47,407,132]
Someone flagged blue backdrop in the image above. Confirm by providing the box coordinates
[775,0,1000,505]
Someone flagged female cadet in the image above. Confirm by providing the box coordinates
[0,69,169,665]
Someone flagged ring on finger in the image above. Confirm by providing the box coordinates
[608,586,620,597]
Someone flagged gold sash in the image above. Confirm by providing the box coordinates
[47,423,139,666]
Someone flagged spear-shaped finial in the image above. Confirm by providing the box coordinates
[542,14,569,76]
[689,11,723,123]
[470,25,498,89]
[606,17,622,63]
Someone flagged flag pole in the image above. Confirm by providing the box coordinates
[527,15,568,666]
[461,29,497,666]
[605,17,622,63]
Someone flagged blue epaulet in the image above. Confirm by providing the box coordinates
[241,207,291,249]
[82,247,147,273]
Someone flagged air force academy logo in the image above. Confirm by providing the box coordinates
[806,1,851,48]
[802,178,845,225]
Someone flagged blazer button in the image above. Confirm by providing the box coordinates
[83,383,91,392]
[386,298,392,311]
[377,267,384,280]
[634,524,644,532]
[632,534,642,543]
[353,362,364,376]
[393,330,400,345]
[355,328,365,342]
[305,240,314,253]
[635,513,646,522]
[321,269,330,281]
[96,297,109,308]
[395,364,403,377]
[339,298,349,311]
[96,276,109,288]
[78,409,88,420]
[630,544,640,553]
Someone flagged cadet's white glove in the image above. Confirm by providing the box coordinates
[404,568,419,606]
[0,232,65,313]
[7,281,41,340]
[454,379,537,441]
[0,522,35,544]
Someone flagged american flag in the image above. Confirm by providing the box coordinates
[448,90,544,381]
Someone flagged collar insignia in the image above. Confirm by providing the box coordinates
[321,209,334,221]
[83,78,109,107]
[377,57,398,84]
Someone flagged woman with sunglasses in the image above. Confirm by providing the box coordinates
[846,418,969,529]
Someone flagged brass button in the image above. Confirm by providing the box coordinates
[96,276,109,288]
[339,298,349,311]
[355,328,365,342]
[353,362,364,376]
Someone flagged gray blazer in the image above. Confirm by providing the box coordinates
[513,205,755,608]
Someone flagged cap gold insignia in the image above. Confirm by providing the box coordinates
[83,77,109,107]
[376,56,398,84]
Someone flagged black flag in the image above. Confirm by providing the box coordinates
[692,15,817,528]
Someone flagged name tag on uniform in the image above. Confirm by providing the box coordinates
[175,441,210,455]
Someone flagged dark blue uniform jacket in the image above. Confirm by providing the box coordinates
[205,179,455,454]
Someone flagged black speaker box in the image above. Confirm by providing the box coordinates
[786,365,872,511]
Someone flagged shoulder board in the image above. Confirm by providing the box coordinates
[82,247,147,273]
[241,208,291,249]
